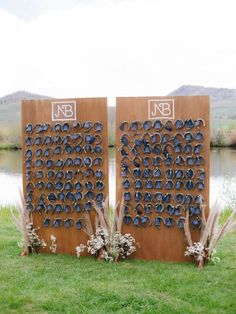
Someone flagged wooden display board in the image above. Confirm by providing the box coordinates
[22,98,108,255]
[116,96,210,261]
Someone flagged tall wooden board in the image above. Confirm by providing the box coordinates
[22,98,108,255]
[116,96,210,261]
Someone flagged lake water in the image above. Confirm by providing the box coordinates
[0,148,236,209]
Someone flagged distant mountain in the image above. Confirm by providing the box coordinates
[169,85,236,119]
[0,91,51,125]
[169,85,236,99]
[0,85,236,128]
[0,90,50,103]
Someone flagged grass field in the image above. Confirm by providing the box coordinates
[0,208,236,314]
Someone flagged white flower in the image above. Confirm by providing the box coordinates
[75,244,86,258]
[41,239,47,248]
[50,235,56,242]
[49,234,57,253]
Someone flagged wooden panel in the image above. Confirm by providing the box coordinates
[22,98,108,255]
[116,96,210,261]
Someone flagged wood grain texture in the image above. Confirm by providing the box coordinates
[116,96,210,261]
[22,98,108,255]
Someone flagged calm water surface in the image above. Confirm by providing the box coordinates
[0,148,235,208]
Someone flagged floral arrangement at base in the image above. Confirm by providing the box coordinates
[87,227,110,259]
[185,242,219,265]
[11,191,47,255]
[111,197,137,261]
[184,202,236,268]
[19,222,46,254]
[75,197,137,262]
[112,232,136,261]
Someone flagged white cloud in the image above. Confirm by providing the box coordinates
[0,0,235,104]
[0,0,82,20]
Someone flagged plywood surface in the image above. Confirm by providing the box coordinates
[22,98,108,255]
[116,96,210,261]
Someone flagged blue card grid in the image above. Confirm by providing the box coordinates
[24,121,105,230]
[119,119,206,230]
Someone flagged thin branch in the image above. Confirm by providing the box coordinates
[116,196,124,234]
[183,210,192,246]
[93,200,108,230]
[81,212,94,236]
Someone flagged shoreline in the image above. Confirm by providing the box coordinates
[0,144,21,150]
[0,143,236,150]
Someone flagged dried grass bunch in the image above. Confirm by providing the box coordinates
[111,197,136,261]
[11,190,46,255]
[184,202,236,268]
[75,198,112,261]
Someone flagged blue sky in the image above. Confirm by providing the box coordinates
[0,0,235,103]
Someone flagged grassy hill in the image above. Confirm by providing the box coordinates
[0,86,236,147]
[0,91,50,126]
[1,85,236,125]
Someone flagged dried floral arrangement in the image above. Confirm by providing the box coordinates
[112,197,136,261]
[11,191,47,255]
[76,197,137,262]
[184,202,236,268]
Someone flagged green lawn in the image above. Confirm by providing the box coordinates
[0,209,236,314]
